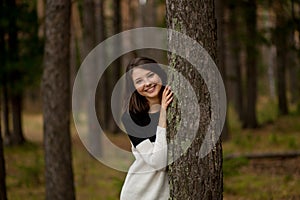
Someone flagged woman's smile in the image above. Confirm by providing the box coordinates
[131,67,163,101]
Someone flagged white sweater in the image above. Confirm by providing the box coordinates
[120,126,170,200]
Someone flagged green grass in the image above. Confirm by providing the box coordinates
[3,110,300,199]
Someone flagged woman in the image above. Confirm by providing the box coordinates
[120,57,173,200]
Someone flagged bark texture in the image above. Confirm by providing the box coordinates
[42,0,75,199]
[166,0,223,199]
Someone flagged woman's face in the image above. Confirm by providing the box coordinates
[131,67,162,100]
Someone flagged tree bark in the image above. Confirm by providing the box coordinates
[166,0,223,199]
[42,0,75,199]
[243,0,258,128]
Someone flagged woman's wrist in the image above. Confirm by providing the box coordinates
[158,108,167,128]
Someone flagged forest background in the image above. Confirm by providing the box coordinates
[0,0,300,199]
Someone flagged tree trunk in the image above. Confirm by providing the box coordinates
[0,0,8,197]
[215,0,229,140]
[274,2,289,115]
[0,96,7,200]
[81,0,103,155]
[6,0,26,144]
[243,0,258,128]
[226,2,244,123]
[107,0,122,133]
[166,0,223,199]
[10,93,25,145]
[1,83,10,145]
[94,0,108,131]
[42,0,75,199]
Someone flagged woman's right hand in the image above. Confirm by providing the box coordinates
[161,85,173,110]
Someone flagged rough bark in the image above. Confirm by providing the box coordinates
[166,0,223,199]
[243,0,258,128]
[42,0,75,199]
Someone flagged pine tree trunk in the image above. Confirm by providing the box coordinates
[226,2,244,123]
[243,0,258,128]
[274,2,289,115]
[166,0,223,199]
[0,0,7,197]
[94,0,108,131]
[42,0,75,199]
[0,97,7,200]
[10,93,25,145]
[215,0,229,140]
[1,83,10,145]
[107,0,122,133]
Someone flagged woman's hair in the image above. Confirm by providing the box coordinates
[124,57,167,114]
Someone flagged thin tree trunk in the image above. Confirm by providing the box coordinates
[107,0,122,133]
[243,0,258,128]
[81,0,103,155]
[216,0,229,140]
[42,0,75,199]
[6,0,26,144]
[226,3,244,123]
[0,0,8,197]
[0,96,7,200]
[1,83,10,145]
[166,0,223,199]
[94,0,108,130]
[274,2,289,115]
[11,93,25,145]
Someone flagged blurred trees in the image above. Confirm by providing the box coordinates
[42,0,75,199]
[0,0,43,145]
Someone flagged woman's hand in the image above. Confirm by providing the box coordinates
[161,85,173,110]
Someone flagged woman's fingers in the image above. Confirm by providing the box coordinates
[162,85,173,108]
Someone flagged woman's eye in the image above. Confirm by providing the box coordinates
[148,73,154,78]
[135,80,142,84]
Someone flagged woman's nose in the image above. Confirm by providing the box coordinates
[144,78,151,86]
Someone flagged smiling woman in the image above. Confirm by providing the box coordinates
[120,57,173,200]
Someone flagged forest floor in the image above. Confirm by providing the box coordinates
[3,111,300,200]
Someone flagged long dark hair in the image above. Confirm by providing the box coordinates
[124,57,167,114]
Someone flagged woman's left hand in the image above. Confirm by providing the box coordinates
[161,85,173,110]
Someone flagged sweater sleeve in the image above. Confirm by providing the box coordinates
[135,126,168,170]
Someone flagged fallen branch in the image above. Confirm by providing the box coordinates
[224,151,300,160]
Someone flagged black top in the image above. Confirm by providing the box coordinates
[121,111,160,148]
